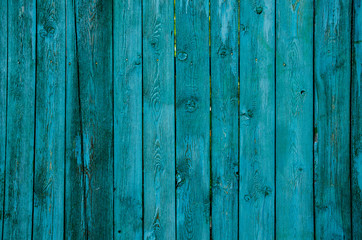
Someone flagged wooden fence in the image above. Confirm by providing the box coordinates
[0,0,361,239]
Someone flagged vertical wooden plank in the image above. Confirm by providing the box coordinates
[276,0,314,238]
[239,1,275,239]
[210,0,238,239]
[352,0,362,238]
[33,0,66,239]
[143,0,176,239]
[4,0,36,239]
[315,0,352,239]
[175,0,210,239]
[65,0,86,239]
[0,0,7,237]
[114,0,142,239]
[74,0,113,239]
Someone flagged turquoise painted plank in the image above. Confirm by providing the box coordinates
[175,0,210,239]
[65,0,86,238]
[239,1,275,239]
[315,0,352,239]
[143,0,176,239]
[3,0,36,239]
[276,0,314,239]
[210,0,238,239]
[33,1,66,239]
[0,1,7,237]
[352,0,362,238]
[114,0,142,239]
[74,0,113,239]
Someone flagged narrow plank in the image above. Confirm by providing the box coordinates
[0,1,7,237]
[74,0,113,239]
[210,0,238,239]
[352,0,362,238]
[33,1,66,238]
[114,0,142,239]
[239,0,275,239]
[3,0,36,239]
[314,0,352,238]
[276,0,314,238]
[143,0,176,239]
[65,0,86,238]
[175,0,210,239]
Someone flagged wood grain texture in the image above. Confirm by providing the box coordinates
[3,0,36,239]
[175,0,210,239]
[74,0,113,239]
[0,1,7,237]
[143,0,176,239]
[276,0,314,239]
[352,0,362,238]
[239,1,275,239]
[114,0,142,239]
[210,0,238,239]
[65,0,87,238]
[33,1,66,239]
[314,0,352,239]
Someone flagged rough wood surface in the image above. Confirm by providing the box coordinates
[114,0,143,239]
[143,0,176,239]
[33,1,66,239]
[276,0,314,238]
[175,0,210,239]
[74,0,113,239]
[315,0,352,239]
[210,0,238,239]
[4,1,36,239]
[239,1,275,239]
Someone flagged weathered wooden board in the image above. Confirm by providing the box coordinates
[65,0,87,238]
[276,0,314,238]
[210,0,238,239]
[3,0,36,239]
[239,1,275,239]
[74,0,113,239]
[0,1,7,237]
[143,0,176,239]
[315,0,352,239]
[114,0,143,239]
[33,1,66,239]
[175,0,210,239]
[352,0,362,238]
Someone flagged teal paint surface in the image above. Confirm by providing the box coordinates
[0,0,360,239]
[114,0,143,239]
[176,0,210,239]
[210,0,238,239]
[143,0,176,239]
[315,0,352,239]
[239,1,275,239]
[276,0,314,238]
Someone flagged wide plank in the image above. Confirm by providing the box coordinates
[276,0,314,238]
[175,0,210,239]
[143,0,176,239]
[74,0,113,239]
[239,1,276,239]
[114,0,143,239]
[64,0,87,239]
[314,0,352,238]
[4,0,36,239]
[33,0,66,238]
[210,0,238,239]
